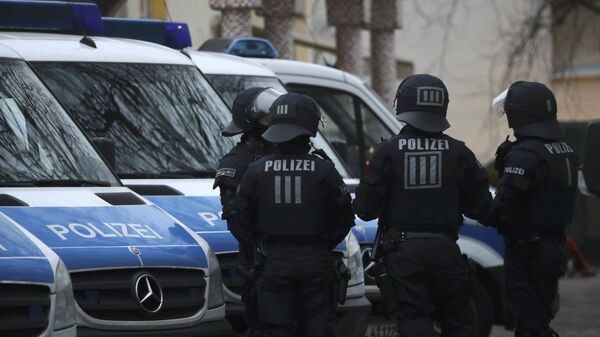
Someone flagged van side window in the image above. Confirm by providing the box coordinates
[287,85,392,177]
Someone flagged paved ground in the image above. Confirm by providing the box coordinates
[490,274,600,337]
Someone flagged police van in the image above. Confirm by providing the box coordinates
[8,11,370,337]
[193,45,508,336]
[0,3,228,336]
[0,211,76,337]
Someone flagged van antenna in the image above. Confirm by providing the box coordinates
[163,0,191,57]
[163,0,173,21]
[69,1,97,48]
[301,14,329,66]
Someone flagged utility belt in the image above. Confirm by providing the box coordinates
[261,235,328,247]
[382,227,456,252]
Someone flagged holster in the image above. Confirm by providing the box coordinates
[374,265,398,315]
[333,256,351,305]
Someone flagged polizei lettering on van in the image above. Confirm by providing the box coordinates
[264,159,316,172]
[399,138,450,151]
[47,223,164,240]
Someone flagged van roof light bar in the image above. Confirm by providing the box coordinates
[198,37,279,59]
[101,18,192,49]
[0,0,103,35]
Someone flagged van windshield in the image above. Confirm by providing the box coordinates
[33,62,235,177]
[0,59,118,186]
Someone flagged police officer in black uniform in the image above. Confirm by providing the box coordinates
[214,87,283,336]
[237,93,354,337]
[354,74,493,337]
[492,82,577,337]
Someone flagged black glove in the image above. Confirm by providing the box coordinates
[491,189,514,235]
[494,136,513,176]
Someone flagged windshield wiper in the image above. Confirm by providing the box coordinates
[119,170,216,179]
[0,179,112,187]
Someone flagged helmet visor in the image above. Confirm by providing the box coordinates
[251,88,284,125]
[492,88,508,117]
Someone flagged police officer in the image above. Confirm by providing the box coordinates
[214,87,283,336]
[492,82,577,337]
[354,74,493,337]
[237,93,354,337]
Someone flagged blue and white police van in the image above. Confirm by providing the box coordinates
[0,3,228,336]
[3,9,370,336]
[0,209,76,337]
[192,46,508,336]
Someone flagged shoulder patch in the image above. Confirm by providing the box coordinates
[216,168,236,178]
[504,166,525,176]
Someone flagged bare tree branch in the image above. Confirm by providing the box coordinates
[438,0,461,75]
[575,0,600,15]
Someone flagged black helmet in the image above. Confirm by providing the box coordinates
[222,87,284,137]
[262,93,320,143]
[395,74,450,133]
[503,81,561,139]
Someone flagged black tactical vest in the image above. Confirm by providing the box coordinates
[514,138,578,231]
[378,133,470,234]
[251,154,334,238]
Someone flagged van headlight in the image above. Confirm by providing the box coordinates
[53,260,76,330]
[207,249,225,309]
[346,232,364,286]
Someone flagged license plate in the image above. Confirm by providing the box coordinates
[365,324,398,337]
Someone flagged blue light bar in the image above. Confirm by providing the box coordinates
[102,18,192,49]
[199,37,279,59]
[0,0,103,35]
[228,37,279,58]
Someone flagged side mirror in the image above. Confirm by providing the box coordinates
[93,137,116,170]
[582,120,600,197]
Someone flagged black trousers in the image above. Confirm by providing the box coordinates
[385,238,476,337]
[239,242,262,337]
[257,245,335,337]
[504,237,563,337]
[242,269,262,337]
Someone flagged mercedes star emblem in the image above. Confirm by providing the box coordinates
[129,246,141,256]
[134,273,163,314]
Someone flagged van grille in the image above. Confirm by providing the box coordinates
[216,253,245,295]
[71,268,206,321]
[0,284,50,337]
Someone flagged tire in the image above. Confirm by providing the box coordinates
[472,278,494,337]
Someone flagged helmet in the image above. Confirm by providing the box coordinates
[262,93,321,143]
[394,74,450,133]
[222,87,284,137]
[492,81,561,139]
